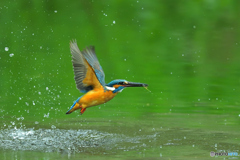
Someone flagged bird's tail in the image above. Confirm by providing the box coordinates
[66,97,81,114]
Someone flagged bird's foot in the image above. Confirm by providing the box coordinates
[80,108,86,115]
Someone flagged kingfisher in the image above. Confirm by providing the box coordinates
[66,40,148,115]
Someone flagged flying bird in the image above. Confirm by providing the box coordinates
[66,40,148,115]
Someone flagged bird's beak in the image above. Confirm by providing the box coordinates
[123,82,148,87]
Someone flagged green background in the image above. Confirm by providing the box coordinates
[1,0,240,159]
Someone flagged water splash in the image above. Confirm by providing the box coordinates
[0,128,159,154]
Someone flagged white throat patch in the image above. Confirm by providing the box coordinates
[105,86,115,91]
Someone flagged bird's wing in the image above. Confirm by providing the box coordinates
[70,40,105,93]
[81,46,106,87]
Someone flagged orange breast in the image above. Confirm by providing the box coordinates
[79,87,118,108]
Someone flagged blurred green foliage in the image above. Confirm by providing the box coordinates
[1,0,240,122]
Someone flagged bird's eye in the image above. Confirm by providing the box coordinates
[119,81,128,85]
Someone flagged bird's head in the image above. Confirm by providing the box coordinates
[106,79,148,93]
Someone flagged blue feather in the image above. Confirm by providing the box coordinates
[113,86,125,93]
[106,79,127,87]
[66,96,82,113]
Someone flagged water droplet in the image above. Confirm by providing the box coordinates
[51,125,56,129]
[44,113,49,118]
[5,47,9,51]
[9,53,14,57]
[113,20,116,24]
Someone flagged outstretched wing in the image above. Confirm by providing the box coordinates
[70,40,105,93]
[81,46,105,87]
